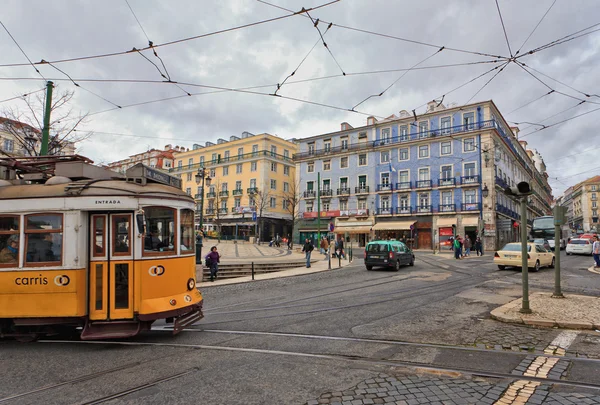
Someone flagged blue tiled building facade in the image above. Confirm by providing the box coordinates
[293,101,552,251]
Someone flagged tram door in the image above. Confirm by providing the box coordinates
[89,213,134,320]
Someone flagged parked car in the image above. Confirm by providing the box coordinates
[494,242,555,272]
[566,238,593,255]
[364,240,414,271]
[532,238,551,251]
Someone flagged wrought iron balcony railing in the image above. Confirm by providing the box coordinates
[438,178,456,187]
[461,175,480,185]
[395,181,411,191]
[439,203,455,212]
[206,192,216,198]
[377,184,393,192]
[303,190,316,198]
[232,189,243,196]
[396,207,412,215]
[416,180,432,188]
[416,205,432,213]
[355,186,370,194]
[337,187,351,196]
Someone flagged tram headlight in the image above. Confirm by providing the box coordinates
[170,299,177,306]
[187,278,196,290]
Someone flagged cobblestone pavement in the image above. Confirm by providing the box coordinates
[204,240,307,262]
[304,373,600,405]
[473,321,559,353]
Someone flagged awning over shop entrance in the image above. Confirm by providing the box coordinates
[372,221,416,231]
[462,216,479,226]
[334,225,372,234]
[437,218,457,227]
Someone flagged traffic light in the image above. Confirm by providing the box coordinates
[505,181,532,197]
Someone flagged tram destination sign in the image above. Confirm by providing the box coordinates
[126,164,182,189]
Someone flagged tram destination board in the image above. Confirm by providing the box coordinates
[127,163,182,188]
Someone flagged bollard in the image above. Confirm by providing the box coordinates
[252,262,255,280]
[328,249,331,269]
[338,253,341,268]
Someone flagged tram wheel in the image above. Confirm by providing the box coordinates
[13,326,42,342]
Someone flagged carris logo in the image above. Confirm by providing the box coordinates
[54,275,71,286]
[148,265,165,276]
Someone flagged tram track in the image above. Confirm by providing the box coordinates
[37,339,600,393]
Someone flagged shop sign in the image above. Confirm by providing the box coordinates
[303,210,341,219]
[439,227,454,236]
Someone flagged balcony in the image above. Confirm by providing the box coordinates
[219,190,229,197]
[206,192,216,199]
[396,207,412,215]
[395,181,411,191]
[377,183,393,192]
[205,208,215,215]
[337,187,351,196]
[416,205,432,214]
[461,175,480,185]
[376,207,393,216]
[247,187,258,194]
[194,193,203,199]
[438,178,456,187]
[218,208,228,215]
[462,202,481,211]
[416,180,432,189]
[169,150,294,173]
[303,190,316,198]
[439,203,455,212]
[495,176,509,189]
[339,208,369,217]
[232,189,243,196]
[321,189,333,197]
[355,186,370,194]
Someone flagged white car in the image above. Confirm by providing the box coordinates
[566,238,593,255]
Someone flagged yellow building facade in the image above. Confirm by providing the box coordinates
[570,175,599,232]
[169,132,297,241]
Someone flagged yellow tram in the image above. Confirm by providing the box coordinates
[0,157,203,340]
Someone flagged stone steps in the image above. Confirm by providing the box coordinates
[196,260,316,280]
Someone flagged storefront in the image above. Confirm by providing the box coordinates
[334,218,374,247]
[297,210,339,245]
[372,220,417,248]
[436,217,456,251]
[461,216,480,247]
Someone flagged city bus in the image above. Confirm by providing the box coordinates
[0,157,203,341]
[531,215,568,250]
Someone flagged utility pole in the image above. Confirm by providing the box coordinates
[40,81,54,156]
[520,197,531,313]
[553,205,567,298]
[317,171,321,243]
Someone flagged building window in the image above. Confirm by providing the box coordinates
[340,177,348,189]
[210,169,216,178]
[270,145,277,156]
[440,165,452,180]
[236,164,243,174]
[463,137,476,152]
[358,132,367,141]
[178,160,182,168]
[223,166,229,176]
[399,125,409,141]
[308,142,315,154]
[358,199,367,210]
[250,178,257,188]
[283,199,289,210]
[464,189,477,203]
[441,117,451,134]
[340,200,348,211]
[592,185,597,191]
[252,144,259,155]
[358,154,367,166]
[271,162,277,172]
[323,160,331,170]
[306,203,313,212]
[284,149,289,158]
[187,173,192,181]
[399,170,409,184]
[340,157,348,168]
[221,183,228,192]
[593,202,598,208]
[381,196,390,209]
[251,161,257,172]
[399,147,409,161]
[3,139,14,152]
[419,168,430,181]
[284,166,290,175]
[324,139,331,152]
[283,182,289,192]
[323,179,331,191]
[224,151,230,160]
[442,191,452,205]
[323,202,330,211]
[307,162,314,173]
[341,136,348,150]
[380,172,390,186]
[211,153,217,161]
[238,147,244,157]
[270,179,277,189]
[186,187,191,195]
[200,156,204,165]
[235,198,241,208]
[381,128,390,144]
[358,175,367,189]
[463,112,475,130]
[440,141,452,155]
[235,180,242,190]
[380,150,390,163]
[419,121,428,138]
[399,195,409,209]
[464,162,476,176]
[418,145,429,158]
[270,197,277,208]
[419,193,429,207]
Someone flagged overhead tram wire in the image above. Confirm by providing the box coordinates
[515,101,586,132]
[352,47,445,111]
[517,22,600,57]
[514,0,556,56]
[518,105,600,139]
[303,11,345,76]
[0,87,46,104]
[0,0,341,69]
[255,0,508,60]
[463,60,510,105]
[45,62,122,109]
[518,63,600,100]
[495,0,513,57]
[505,90,554,115]
[0,20,46,80]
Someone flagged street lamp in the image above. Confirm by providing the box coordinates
[482,184,489,199]
[195,167,211,264]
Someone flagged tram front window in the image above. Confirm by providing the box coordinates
[0,216,19,266]
[25,214,63,265]
[144,207,176,254]
[180,209,195,253]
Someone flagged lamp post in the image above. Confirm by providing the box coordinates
[195,168,211,265]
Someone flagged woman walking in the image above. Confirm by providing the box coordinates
[205,246,221,282]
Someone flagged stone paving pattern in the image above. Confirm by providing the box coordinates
[305,374,600,404]
[474,322,558,353]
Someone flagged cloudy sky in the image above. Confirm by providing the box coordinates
[1,0,599,195]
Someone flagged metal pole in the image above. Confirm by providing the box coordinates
[328,246,331,269]
[252,261,255,280]
[520,197,531,314]
[317,172,321,243]
[553,222,563,297]
[40,81,54,156]
[338,252,341,268]
[196,171,205,265]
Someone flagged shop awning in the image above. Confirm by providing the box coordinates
[334,225,373,234]
[437,218,457,227]
[462,216,480,226]
[372,221,416,231]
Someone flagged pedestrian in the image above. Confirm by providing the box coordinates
[320,237,326,254]
[302,238,314,268]
[337,237,345,259]
[205,246,221,282]
[592,235,600,269]
[464,236,471,257]
[322,237,329,255]
[287,234,292,250]
[474,237,482,256]
[453,235,461,259]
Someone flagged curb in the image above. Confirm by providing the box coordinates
[589,265,600,275]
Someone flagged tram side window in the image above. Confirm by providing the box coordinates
[144,207,176,254]
[25,214,63,266]
[0,216,20,266]
[180,209,195,253]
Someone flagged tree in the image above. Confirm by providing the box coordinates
[254,188,272,244]
[210,179,225,243]
[0,86,90,157]
[282,178,303,249]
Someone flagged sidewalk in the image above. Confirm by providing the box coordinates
[197,254,352,287]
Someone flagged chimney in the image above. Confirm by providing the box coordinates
[165,144,172,151]
[340,122,353,131]
[510,126,520,138]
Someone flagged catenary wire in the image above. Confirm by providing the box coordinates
[495,0,513,56]
[519,63,600,99]
[0,1,340,69]
[517,100,586,132]
[304,11,345,75]
[519,22,600,56]
[0,20,46,80]
[515,0,556,55]
[0,88,45,104]
[519,105,600,139]
[124,0,151,43]
[463,60,510,105]
[504,90,554,115]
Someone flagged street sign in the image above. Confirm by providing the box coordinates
[252,212,257,221]
[553,205,567,225]
[329,222,334,232]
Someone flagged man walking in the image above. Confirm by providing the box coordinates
[302,238,314,268]
[593,235,600,269]
[453,235,462,260]
[464,236,471,257]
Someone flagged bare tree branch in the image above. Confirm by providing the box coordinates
[281,177,303,249]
